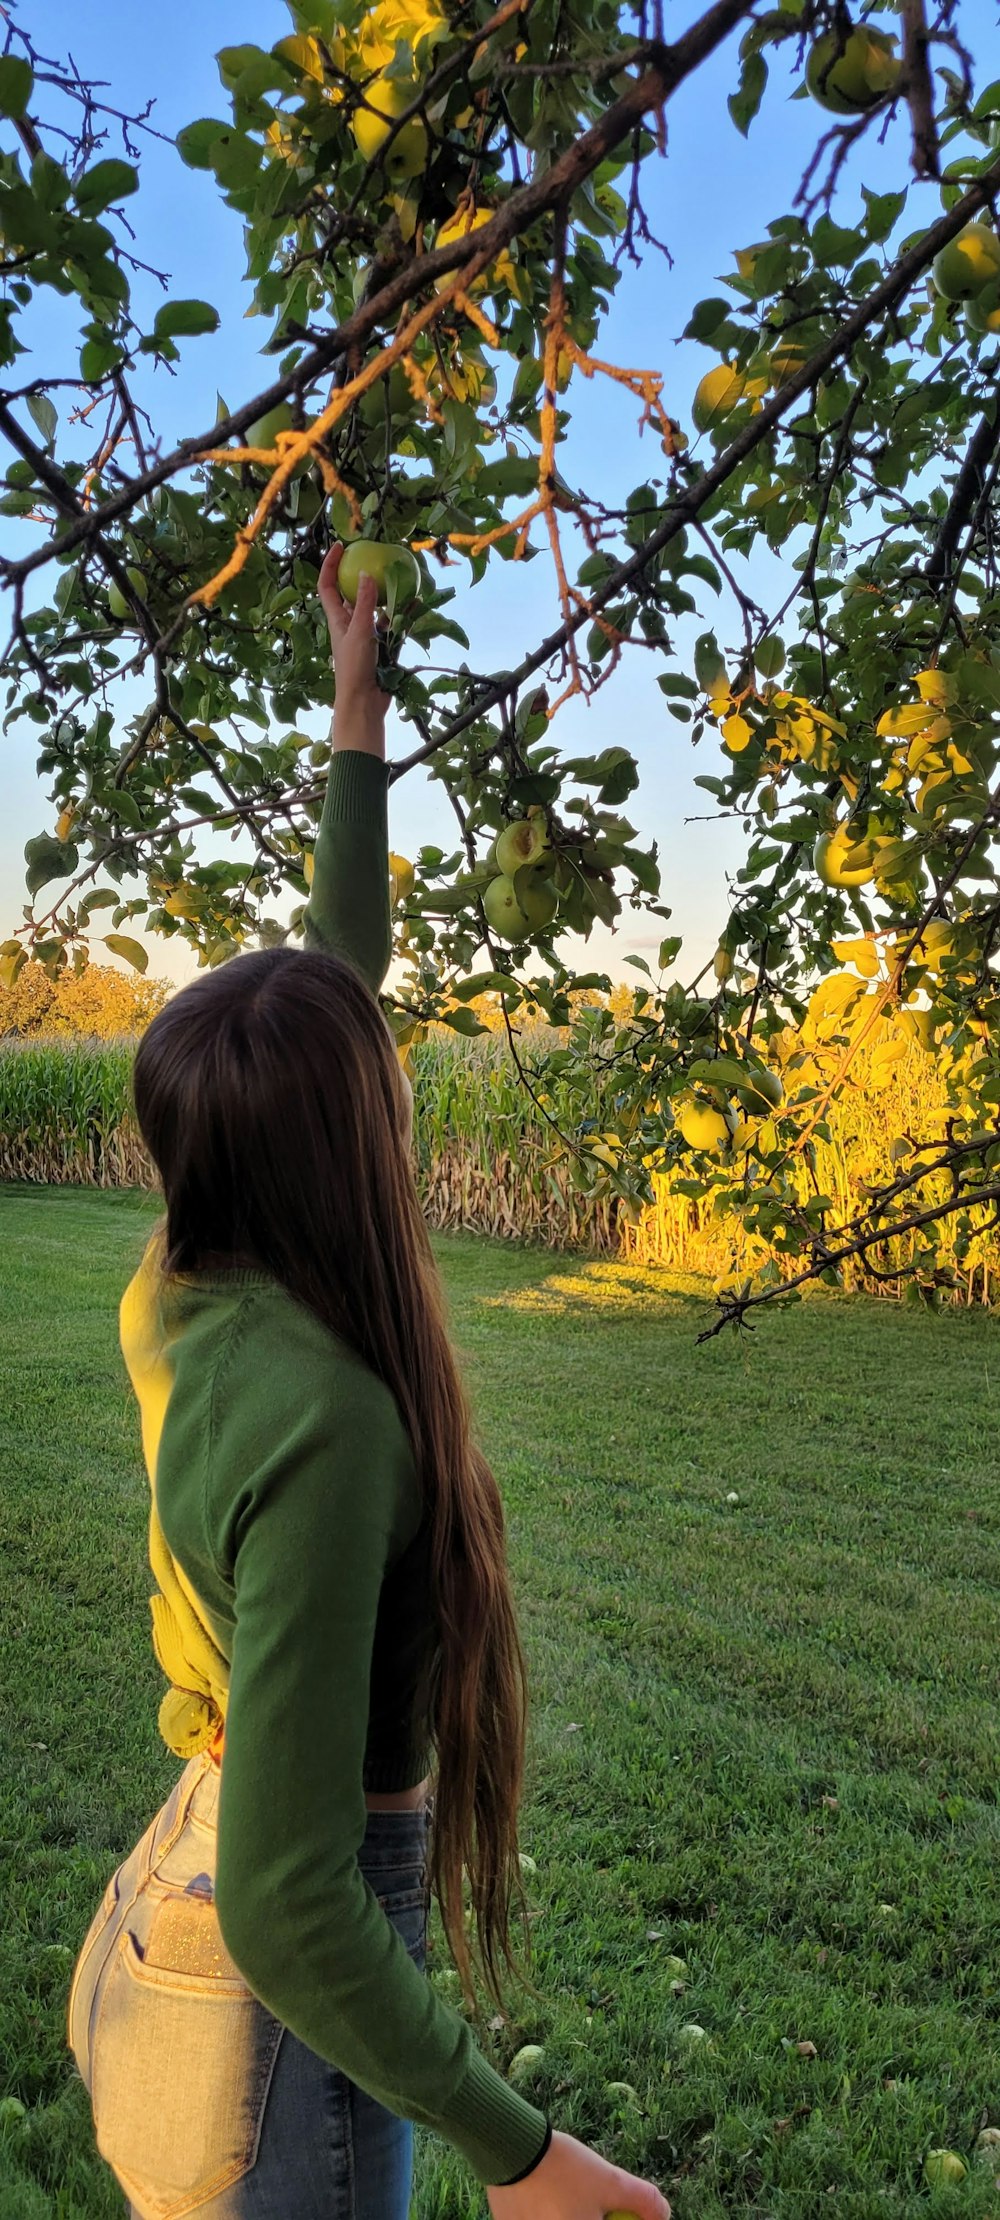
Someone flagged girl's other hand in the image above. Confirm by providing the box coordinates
[486,2129,671,2220]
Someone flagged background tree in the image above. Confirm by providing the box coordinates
[2,0,1000,1326]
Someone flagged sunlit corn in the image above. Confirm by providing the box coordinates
[1,1019,995,1305]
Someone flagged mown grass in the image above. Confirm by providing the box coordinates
[2,1182,999,2219]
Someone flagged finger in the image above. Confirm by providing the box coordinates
[349,567,381,637]
[318,543,349,637]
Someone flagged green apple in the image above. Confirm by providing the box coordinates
[337,538,421,613]
[360,364,413,425]
[351,73,429,178]
[483,874,533,941]
[678,2021,712,2047]
[932,223,1000,303]
[692,365,745,433]
[247,401,296,450]
[734,1065,784,1117]
[805,25,900,113]
[813,824,877,888]
[514,864,560,930]
[605,2211,642,2219]
[923,2149,967,2188]
[246,401,314,477]
[964,283,1000,335]
[107,565,146,620]
[677,1098,733,1154]
[496,817,553,876]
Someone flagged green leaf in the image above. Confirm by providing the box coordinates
[24,834,78,896]
[0,56,33,119]
[74,159,139,216]
[811,216,862,268]
[728,48,767,136]
[31,152,71,210]
[694,631,728,694]
[862,186,907,245]
[152,299,220,340]
[175,118,229,168]
[755,634,785,677]
[450,970,517,1001]
[657,673,699,699]
[79,330,124,382]
[682,553,722,593]
[77,888,120,918]
[440,1006,491,1036]
[25,392,57,446]
[683,297,732,342]
[217,43,288,95]
[103,933,149,973]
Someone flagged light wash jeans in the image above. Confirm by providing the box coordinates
[66,1742,432,2218]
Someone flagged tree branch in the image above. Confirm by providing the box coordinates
[0,0,759,585]
[697,1179,1000,1342]
[387,152,1000,785]
[901,0,940,181]
[924,397,1000,586]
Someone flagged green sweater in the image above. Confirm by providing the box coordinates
[119,748,551,2190]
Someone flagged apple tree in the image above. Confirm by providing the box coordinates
[2,0,1000,1327]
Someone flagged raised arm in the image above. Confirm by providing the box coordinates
[302,546,393,997]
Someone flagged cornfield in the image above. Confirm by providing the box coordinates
[1,1024,997,1306]
[0,1038,154,1189]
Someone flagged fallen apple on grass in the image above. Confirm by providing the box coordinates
[923,2149,967,2188]
[507,2043,545,2084]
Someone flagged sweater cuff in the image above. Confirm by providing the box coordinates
[435,2047,551,2187]
[322,748,390,831]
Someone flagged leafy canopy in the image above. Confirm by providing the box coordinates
[3,0,1000,1326]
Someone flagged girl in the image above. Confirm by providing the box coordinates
[65,545,670,2220]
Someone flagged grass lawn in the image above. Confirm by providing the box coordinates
[2,1181,1000,2219]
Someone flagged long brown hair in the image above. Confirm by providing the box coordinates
[131,944,542,2016]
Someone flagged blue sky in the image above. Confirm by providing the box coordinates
[0,0,953,988]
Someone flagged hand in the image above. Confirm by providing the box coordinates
[318,541,389,758]
[486,2129,671,2220]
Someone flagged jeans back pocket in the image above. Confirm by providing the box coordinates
[91,1896,283,2220]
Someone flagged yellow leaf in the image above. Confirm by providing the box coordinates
[812,974,865,1020]
[915,668,956,706]
[303,849,314,888]
[876,702,934,739]
[56,804,77,843]
[906,729,941,775]
[831,937,879,978]
[722,714,753,753]
[273,31,336,77]
[389,851,415,902]
[0,945,27,990]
